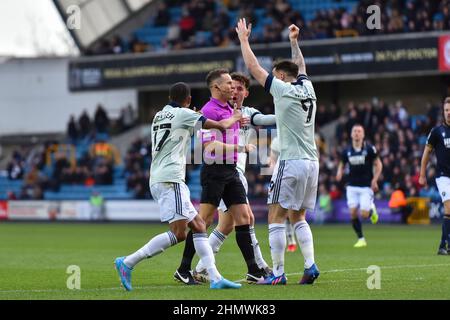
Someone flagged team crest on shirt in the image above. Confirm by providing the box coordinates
[444,138,450,148]
[443,191,447,197]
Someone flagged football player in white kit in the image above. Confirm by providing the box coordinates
[114,82,242,290]
[236,20,320,285]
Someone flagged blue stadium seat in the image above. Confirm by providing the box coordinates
[195,31,212,46]
[169,7,182,23]
[228,10,240,26]
[287,0,358,21]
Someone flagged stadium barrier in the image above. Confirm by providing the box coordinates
[0,200,7,220]
[3,200,160,221]
[0,199,435,223]
[69,32,450,91]
[248,199,402,223]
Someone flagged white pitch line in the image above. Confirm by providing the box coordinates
[234,263,450,282]
[1,263,449,294]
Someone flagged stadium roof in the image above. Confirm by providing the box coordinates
[53,0,153,51]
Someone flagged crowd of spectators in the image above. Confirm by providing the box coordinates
[89,0,450,55]
[4,104,140,200]
[124,137,152,199]
[6,142,55,200]
[67,104,137,141]
[5,139,122,200]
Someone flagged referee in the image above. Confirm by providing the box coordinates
[174,69,267,284]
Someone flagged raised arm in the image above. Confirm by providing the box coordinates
[288,24,306,76]
[235,18,269,87]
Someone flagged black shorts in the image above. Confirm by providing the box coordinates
[200,164,247,208]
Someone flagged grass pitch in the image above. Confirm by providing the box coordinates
[0,222,449,300]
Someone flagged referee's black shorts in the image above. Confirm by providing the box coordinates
[200,163,247,208]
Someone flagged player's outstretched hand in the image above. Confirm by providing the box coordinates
[236,18,252,42]
[288,24,300,41]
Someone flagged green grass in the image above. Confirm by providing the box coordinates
[0,222,449,300]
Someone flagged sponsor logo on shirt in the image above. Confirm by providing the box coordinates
[349,155,366,165]
[155,111,175,122]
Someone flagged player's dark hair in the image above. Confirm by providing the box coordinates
[351,123,365,131]
[231,72,250,90]
[206,68,229,88]
[169,82,190,104]
[273,60,299,78]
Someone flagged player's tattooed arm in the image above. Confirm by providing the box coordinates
[288,24,306,76]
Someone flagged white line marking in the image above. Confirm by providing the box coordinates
[235,263,450,282]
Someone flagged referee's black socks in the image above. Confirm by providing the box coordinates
[235,224,261,274]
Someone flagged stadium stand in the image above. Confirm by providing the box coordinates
[88,0,450,55]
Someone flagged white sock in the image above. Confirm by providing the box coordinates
[209,229,227,254]
[193,232,222,282]
[285,220,296,245]
[124,231,177,268]
[195,228,227,272]
[293,220,315,269]
[268,223,286,277]
[250,226,269,269]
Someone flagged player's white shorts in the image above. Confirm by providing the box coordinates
[267,159,319,211]
[436,176,450,203]
[346,186,374,212]
[150,182,197,223]
[218,170,249,212]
